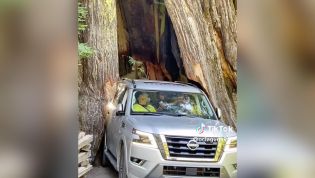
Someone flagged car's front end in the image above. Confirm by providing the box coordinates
[125,116,237,178]
[114,81,237,178]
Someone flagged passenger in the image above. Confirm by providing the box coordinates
[180,95,193,113]
[132,92,156,112]
[157,92,171,112]
[176,94,199,115]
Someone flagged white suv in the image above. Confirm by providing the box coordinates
[102,79,237,178]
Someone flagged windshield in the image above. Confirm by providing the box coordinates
[131,90,217,120]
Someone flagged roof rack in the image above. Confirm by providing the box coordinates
[174,81,198,88]
[121,78,136,88]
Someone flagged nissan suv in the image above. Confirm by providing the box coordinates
[102,79,237,178]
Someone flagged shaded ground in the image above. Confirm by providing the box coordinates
[86,151,118,178]
[86,166,118,178]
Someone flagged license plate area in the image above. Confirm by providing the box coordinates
[186,167,197,176]
[163,166,220,177]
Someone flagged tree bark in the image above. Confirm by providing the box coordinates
[79,0,119,159]
[165,0,237,128]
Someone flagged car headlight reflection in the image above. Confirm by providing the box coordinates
[132,129,157,148]
[225,136,237,151]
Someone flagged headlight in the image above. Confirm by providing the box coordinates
[132,129,157,148]
[225,136,237,151]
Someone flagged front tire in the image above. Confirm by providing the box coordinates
[119,144,127,178]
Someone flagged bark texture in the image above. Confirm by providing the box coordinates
[165,0,237,127]
[116,0,181,81]
[79,0,119,159]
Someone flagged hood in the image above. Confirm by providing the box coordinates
[128,115,236,138]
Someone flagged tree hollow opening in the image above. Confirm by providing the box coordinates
[117,0,187,82]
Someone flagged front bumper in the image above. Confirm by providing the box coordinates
[127,143,237,178]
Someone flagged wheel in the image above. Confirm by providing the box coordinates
[119,144,128,178]
[101,130,110,167]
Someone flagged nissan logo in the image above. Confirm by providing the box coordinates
[187,140,199,150]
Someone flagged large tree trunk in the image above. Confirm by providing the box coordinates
[79,0,119,159]
[165,0,237,128]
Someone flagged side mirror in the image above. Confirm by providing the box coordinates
[116,103,125,116]
[216,108,222,119]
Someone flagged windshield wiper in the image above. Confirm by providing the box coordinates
[131,112,208,119]
[157,112,198,118]
[176,114,199,117]
[131,112,163,116]
[132,112,187,117]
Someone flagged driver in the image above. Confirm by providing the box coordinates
[132,92,156,112]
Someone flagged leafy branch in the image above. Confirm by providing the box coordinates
[78,2,93,59]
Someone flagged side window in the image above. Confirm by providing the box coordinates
[120,90,128,111]
[114,83,126,104]
[198,95,214,118]
[117,89,126,104]
[115,83,128,111]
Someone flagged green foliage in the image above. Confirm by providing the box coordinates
[128,56,136,66]
[78,2,88,33]
[79,43,94,59]
[78,2,93,59]
[138,67,145,74]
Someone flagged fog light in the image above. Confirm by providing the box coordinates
[130,157,145,166]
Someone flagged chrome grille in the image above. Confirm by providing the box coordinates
[165,136,218,159]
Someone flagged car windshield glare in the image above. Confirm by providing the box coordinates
[131,90,216,120]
